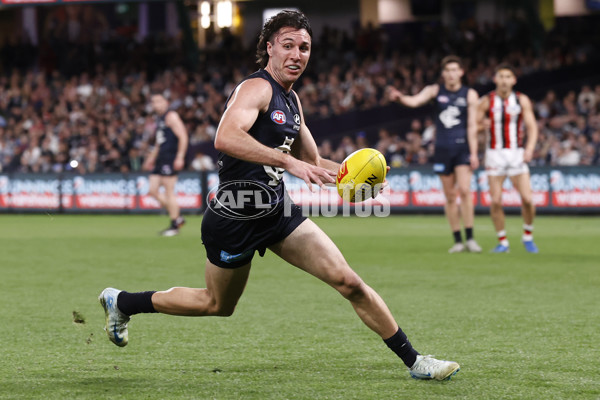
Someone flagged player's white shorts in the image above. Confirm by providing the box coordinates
[484,148,529,177]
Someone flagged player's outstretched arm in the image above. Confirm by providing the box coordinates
[387,84,439,108]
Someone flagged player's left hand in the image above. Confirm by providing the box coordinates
[524,149,533,163]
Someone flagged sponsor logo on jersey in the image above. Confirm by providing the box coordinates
[271,110,286,125]
[293,114,301,125]
[437,95,449,103]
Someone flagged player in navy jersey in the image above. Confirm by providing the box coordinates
[143,93,189,236]
[388,56,482,253]
[99,10,460,381]
[477,64,539,253]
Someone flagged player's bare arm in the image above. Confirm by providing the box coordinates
[166,110,188,171]
[467,88,480,170]
[143,145,158,171]
[387,84,439,108]
[519,93,538,163]
[214,78,334,189]
[476,95,490,133]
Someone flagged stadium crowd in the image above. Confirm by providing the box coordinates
[0,13,599,174]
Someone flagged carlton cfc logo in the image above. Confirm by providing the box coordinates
[271,110,286,124]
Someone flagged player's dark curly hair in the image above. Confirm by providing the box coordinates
[256,10,312,68]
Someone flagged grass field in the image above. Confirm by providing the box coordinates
[1,214,599,400]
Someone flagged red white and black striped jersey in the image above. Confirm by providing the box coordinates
[487,91,524,149]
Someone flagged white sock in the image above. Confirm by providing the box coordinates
[522,224,534,242]
[497,230,509,247]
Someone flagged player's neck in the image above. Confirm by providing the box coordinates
[496,89,512,99]
[443,82,461,92]
[264,66,294,92]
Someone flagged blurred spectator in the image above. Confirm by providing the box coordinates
[0,13,598,173]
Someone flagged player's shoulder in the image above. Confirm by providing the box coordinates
[516,91,532,104]
[466,87,479,101]
[165,109,182,123]
[229,77,273,110]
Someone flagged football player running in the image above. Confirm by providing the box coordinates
[99,10,460,381]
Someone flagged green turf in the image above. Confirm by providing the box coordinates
[1,214,599,399]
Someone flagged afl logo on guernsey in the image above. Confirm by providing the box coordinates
[271,110,286,125]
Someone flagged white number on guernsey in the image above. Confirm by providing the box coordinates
[264,136,295,186]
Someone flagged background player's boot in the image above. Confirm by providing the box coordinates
[160,227,179,236]
[98,288,130,347]
[491,244,510,253]
[522,240,539,253]
[409,355,460,381]
[465,239,482,253]
[175,216,186,229]
[448,243,465,253]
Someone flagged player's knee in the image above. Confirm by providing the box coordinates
[148,187,159,198]
[490,197,503,208]
[458,186,470,199]
[336,272,366,300]
[445,192,457,204]
[521,195,533,207]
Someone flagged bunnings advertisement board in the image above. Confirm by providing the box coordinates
[0,168,598,214]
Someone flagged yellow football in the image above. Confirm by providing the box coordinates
[336,148,387,203]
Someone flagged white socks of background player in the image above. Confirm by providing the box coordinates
[522,224,534,242]
[497,230,509,247]
[498,224,534,246]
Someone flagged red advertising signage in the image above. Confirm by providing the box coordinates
[477,171,549,207]
[550,169,600,207]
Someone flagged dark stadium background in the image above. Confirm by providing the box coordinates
[0,0,599,213]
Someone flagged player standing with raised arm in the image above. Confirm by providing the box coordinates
[388,56,482,253]
[99,10,460,381]
[477,64,539,253]
[143,93,189,236]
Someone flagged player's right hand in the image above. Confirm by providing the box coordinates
[386,86,402,102]
[142,160,154,171]
[286,158,335,192]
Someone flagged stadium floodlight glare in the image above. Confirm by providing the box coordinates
[216,0,233,28]
[200,1,210,16]
[201,15,211,29]
[200,1,211,29]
